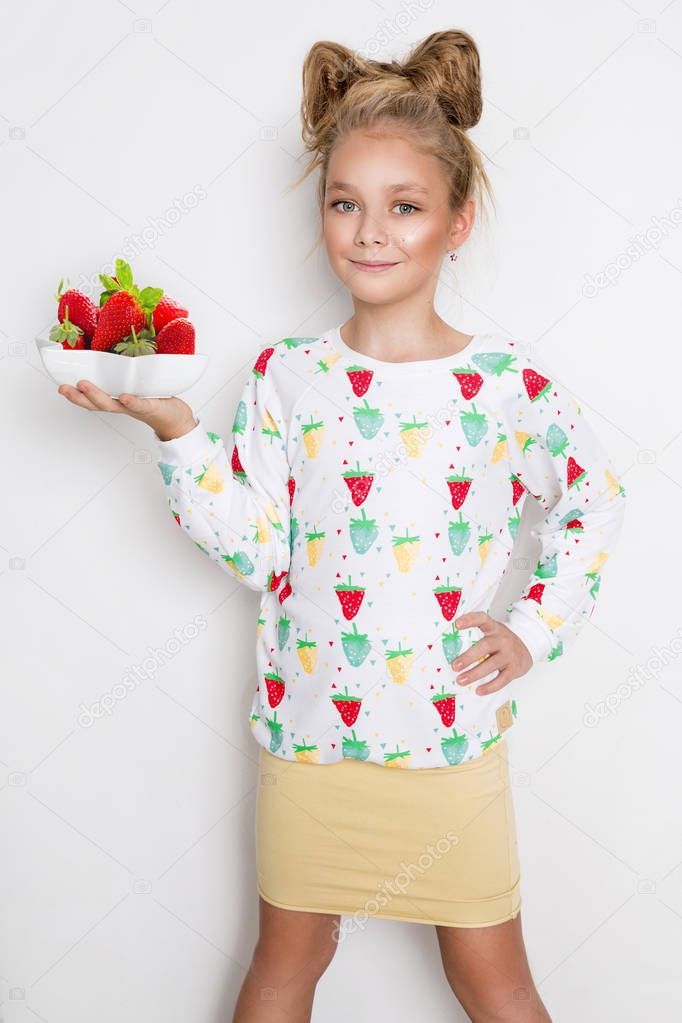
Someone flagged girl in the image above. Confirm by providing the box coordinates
[58,29,626,1023]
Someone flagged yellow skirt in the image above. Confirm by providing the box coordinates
[255,737,521,928]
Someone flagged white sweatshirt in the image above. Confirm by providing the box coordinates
[154,324,627,768]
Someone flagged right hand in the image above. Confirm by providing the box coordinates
[57,379,198,442]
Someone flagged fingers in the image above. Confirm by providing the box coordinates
[454,610,494,632]
[57,383,100,411]
[473,667,514,695]
[455,652,505,687]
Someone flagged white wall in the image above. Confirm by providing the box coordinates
[1,1,679,1020]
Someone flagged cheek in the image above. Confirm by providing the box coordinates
[398,219,444,260]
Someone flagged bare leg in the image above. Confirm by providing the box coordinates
[435,909,552,1022]
[232,895,340,1022]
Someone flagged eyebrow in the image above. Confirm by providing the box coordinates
[327,181,430,195]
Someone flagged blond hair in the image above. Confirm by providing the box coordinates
[288,29,495,253]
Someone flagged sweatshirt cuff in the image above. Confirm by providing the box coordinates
[502,604,555,666]
[154,415,216,468]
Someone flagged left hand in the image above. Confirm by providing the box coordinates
[450,611,533,695]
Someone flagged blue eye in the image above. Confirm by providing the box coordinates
[329,200,420,215]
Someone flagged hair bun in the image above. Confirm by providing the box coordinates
[398,30,483,131]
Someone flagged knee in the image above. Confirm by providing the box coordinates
[252,929,339,986]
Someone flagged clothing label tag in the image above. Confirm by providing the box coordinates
[496,700,513,733]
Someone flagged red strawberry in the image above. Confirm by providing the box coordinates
[334,576,365,620]
[346,365,373,396]
[55,282,99,340]
[91,291,145,351]
[445,471,472,510]
[342,462,374,506]
[287,476,296,505]
[264,672,285,708]
[525,582,545,604]
[567,456,587,490]
[522,367,552,402]
[433,580,463,621]
[49,308,88,350]
[231,444,246,480]
[510,474,526,505]
[253,347,274,378]
[278,579,292,603]
[154,318,195,355]
[331,687,362,726]
[452,366,484,399]
[152,295,189,332]
[268,569,288,592]
[432,688,456,727]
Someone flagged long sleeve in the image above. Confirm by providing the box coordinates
[154,352,292,593]
[500,344,627,665]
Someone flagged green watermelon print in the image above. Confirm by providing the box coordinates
[153,326,626,768]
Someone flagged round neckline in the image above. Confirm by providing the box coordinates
[323,322,484,374]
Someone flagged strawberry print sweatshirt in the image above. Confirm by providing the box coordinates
[154,324,627,769]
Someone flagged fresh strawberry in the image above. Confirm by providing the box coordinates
[112,324,158,357]
[98,258,163,329]
[49,305,88,350]
[55,280,99,339]
[91,291,145,351]
[154,317,195,355]
[152,295,189,332]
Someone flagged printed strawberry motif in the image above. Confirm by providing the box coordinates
[331,686,362,726]
[508,506,521,541]
[441,624,463,665]
[305,528,325,566]
[267,569,288,591]
[293,741,320,763]
[434,577,463,621]
[301,415,324,458]
[287,477,296,505]
[452,365,484,398]
[392,530,421,572]
[222,549,255,581]
[522,367,552,402]
[385,641,414,684]
[342,730,370,760]
[277,613,290,650]
[547,423,568,458]
[342,461,374,506]
[448,512,471,555]
[432,687,457,727]
[334,575,365,619]
[296,635,317,673]
[384,744,411,768]
[152,294,189,332]
[510,474,525,505]
[441,727,469,765]
[264,671,285,707]
[231,444,246,482]
[353,398,384,439]
[567,456,587,490]
[460,403,488,446]
[232,400,247,435]
[535,554,558,579]
[400,415,430,457]
[445,469,472,509]
[266,710,283,752]
[341,622,371,666]
[253,347,274,378]
[278,578,292,603]
[346,363,373,396]
[525,582,545,604]
[478,531,493,563]
[349,508,379,554]
[492,432,508,463]
[472,352,518,376]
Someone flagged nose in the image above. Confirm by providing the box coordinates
[353,209,390,248]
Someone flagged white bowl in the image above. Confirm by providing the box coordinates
[36,330,209,398]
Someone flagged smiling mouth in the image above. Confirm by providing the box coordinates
[350,259,399,269]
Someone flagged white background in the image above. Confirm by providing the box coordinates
[1,0,679,1020]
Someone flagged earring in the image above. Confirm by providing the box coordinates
[449,249,458,262]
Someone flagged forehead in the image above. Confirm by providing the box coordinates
[326,133,443,194]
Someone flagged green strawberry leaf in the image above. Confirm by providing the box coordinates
[99,273,119,292]
[115,259,134,291]
[138,286,163,312]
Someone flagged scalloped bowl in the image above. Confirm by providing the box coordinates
[36,330,209,398]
